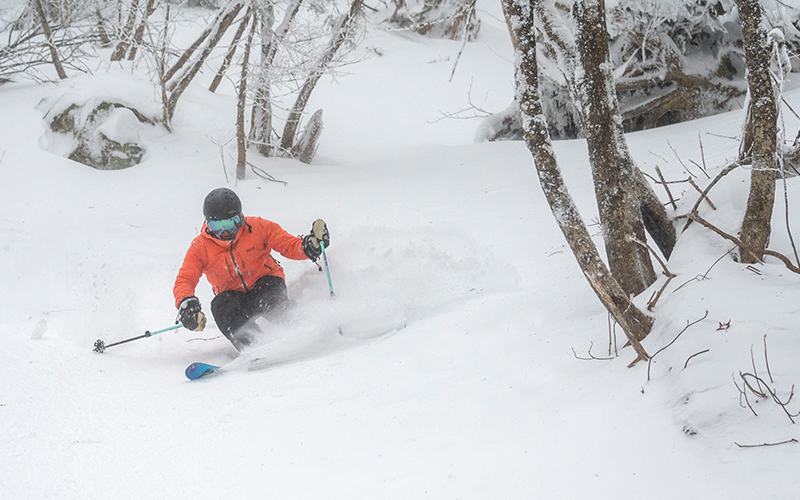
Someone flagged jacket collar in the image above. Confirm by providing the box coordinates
[200,216,253,246]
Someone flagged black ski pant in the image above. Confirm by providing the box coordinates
[210,275,288,351]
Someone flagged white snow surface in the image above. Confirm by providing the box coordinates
[2,2,800,498]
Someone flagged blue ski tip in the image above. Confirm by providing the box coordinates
[185,362,221,380]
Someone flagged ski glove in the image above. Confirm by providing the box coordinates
[178,296,207,332]
[302,219,330,261]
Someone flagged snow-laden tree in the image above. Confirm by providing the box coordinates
[485,0,800,140]
[123,0,365,172]
[2,0,366,174]
[0,0,98,83]
[382,0,480,41]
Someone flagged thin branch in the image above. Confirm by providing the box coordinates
[681,160,740,232]
[646,274,674,311]
[448,0,477,82]
[697,131,710,178]
[31,0,67,79]
[629,235,673,276]
[734,372,758,416]
[572,342,615,361]
[207,135,232,183]
[654,165,677,211]
[672,248,735,293]
[735,337,799,423]
[683,349,710,369]
[687,177,716,210]
[629,233,675,312]
[750,344,769,396]
[782,96,800,120]
[738,371,797,423]
[249,161,288,186]
[668,139,697,178]
[779,169,800,266]
[432,79,492,123]
[689,210,800,274]
[608,313,618,357]
[735,439,798,448]
[647,311,709,381]
[764,334,774,383]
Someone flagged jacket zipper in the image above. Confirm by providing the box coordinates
[229,244,249,292]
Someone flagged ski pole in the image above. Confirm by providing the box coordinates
[320,239,334,298]
[93,323,182,353]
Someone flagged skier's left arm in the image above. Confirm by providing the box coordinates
[264,218,330,261]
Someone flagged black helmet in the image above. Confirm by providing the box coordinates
[203,188,242,221]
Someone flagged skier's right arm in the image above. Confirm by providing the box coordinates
[174,239,206,331]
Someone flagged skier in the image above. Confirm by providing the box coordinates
[173,187,329,350]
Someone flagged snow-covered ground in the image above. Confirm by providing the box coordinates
[2,2,800,498]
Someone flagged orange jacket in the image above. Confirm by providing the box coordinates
[173,216,308,307]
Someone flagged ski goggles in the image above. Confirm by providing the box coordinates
[207,215,243,239]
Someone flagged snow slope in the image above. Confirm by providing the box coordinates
[2,2,800,498]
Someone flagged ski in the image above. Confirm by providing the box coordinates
[185,362,222,380]
[184,322,407,380]
[185,357,269,380]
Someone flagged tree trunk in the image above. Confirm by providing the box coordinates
[736,0,778,263]
[127,0,158,61]
[209,7,252,93]
[31,0,67,79]
[236,13,257,181]
[503,0,651,358]
[110,0,140,62]
[165,0,243,88]
[248,2,275,157]
[280,0,363,153]
[248,0,305,156]
[165,1,244,121]
[531,0,675,260]
[573,0,656,296]
[292,108,324,164]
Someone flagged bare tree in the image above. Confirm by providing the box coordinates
[736,0,779,263]
[31,0,67,79]
[503,0,676,265]
[236,7,257,180]
[127,0,159,61]
[110,0,141,61]
[502,0,652,359]
[209,6,252,93]
[163,0,245,122]
[573,0,656,296]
